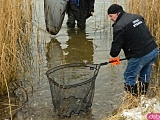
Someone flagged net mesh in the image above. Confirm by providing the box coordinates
[46,63,100,117]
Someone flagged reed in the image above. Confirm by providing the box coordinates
[0,0,32,119]
[0,0,32,94]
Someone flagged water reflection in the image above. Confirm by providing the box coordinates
[64,29,94,64]
[46,28,94,67]
[45,29,97,119]
[46,38,63,68]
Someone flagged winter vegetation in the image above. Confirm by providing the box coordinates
[0,0,32,119]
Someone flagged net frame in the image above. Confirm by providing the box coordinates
[46,63,101,117]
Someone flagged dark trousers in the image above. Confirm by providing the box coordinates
[67,2,86,29]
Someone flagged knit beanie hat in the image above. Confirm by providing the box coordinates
[107,4,123,14]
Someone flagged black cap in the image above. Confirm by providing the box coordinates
[108,4,123,14]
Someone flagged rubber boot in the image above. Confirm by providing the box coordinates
[138,82,149,95]
[124,83,138,96]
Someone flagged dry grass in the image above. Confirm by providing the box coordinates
[0,0,32,94]
[106,94,140,120]
[0,0,32,119]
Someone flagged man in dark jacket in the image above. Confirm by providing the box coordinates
[107,4,159,96]
[66,0,95,29]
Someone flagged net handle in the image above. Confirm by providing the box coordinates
[100,50,160,66]
[100,58,127,66]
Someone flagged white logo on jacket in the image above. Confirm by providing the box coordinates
[132,19,142,27]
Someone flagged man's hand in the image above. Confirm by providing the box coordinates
[109,57,120,65]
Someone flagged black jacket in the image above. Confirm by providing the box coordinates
[110,12,157,59]
[67,0,95,19]
[80,0,95,19]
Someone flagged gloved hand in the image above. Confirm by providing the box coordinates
[109,57,120,66]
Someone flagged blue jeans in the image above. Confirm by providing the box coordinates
[124,47,159,86]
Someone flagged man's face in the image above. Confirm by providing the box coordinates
[108,13,119,22]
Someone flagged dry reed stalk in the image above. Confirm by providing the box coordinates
[0,0,32,93]
[4,71,12,119]
[0,0,32,119]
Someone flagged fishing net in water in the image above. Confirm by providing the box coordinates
[46,63,100,117]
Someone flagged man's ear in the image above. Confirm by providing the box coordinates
[117,12,121,15]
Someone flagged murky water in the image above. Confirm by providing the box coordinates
[1,0,128,120]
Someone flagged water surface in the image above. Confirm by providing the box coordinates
[11,0,127,120]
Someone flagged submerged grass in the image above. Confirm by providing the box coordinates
[0,0,32,119]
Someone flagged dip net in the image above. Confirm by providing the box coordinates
[46,63,100,117]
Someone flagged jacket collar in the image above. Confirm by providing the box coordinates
[112,11,125,27]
